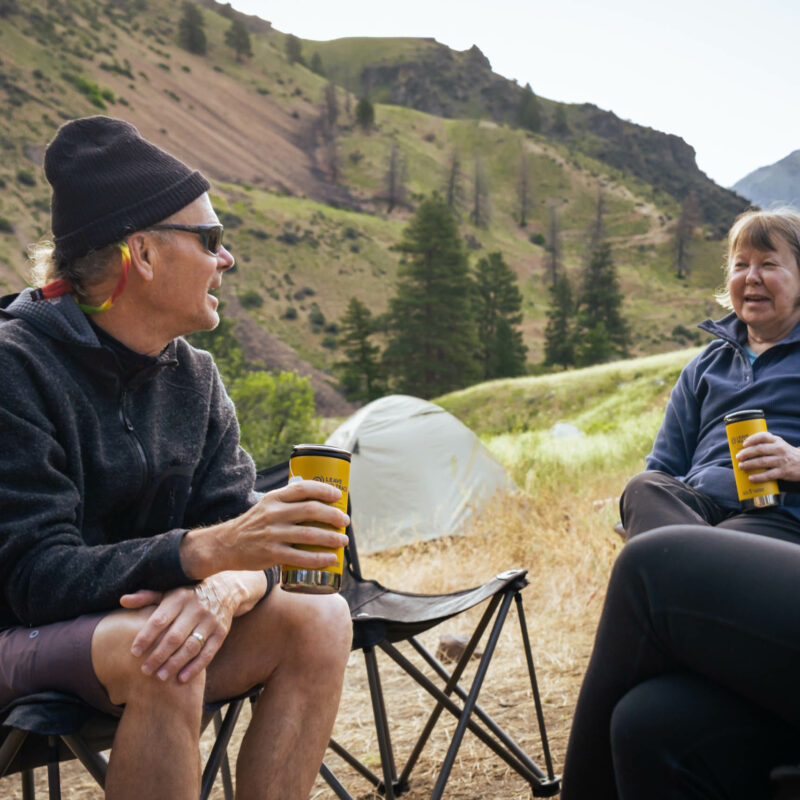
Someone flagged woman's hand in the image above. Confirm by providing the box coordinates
[737,432,800,483]
[180,479,349,579]
[120,570,267,683]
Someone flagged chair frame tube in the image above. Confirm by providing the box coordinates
[364,646,401,799]
[62,734,108,787]
[322,585,560,798]
[201,702,244,800]
[0,728,28,779]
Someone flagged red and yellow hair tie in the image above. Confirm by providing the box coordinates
[38,242,131,314]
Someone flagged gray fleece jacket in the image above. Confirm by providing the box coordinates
[0,289,258,629]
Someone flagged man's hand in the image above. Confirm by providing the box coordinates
[180,479,349,580]
[737,432,800,483]
[120,570,267,683]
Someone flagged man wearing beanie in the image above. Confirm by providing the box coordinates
[0,116,352,800]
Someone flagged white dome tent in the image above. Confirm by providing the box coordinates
[325,394,516,554]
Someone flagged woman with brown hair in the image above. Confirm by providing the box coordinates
[563,208,800,799]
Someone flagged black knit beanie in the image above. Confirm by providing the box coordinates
[44,116,211,263]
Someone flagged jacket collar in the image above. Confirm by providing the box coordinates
[1,289,178,371]
[699,312,800,350]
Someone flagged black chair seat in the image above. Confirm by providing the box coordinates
[0,688,261,798]
[344,569,528,648]
[1,692,117,776]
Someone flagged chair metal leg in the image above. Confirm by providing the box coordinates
[21,768,35,800]
[380,594,556,792]
[364,646,401,799]
[62,734,108,788]
[408,594,559,792]
[515,593,557,784]
[430,591,515,800]
[319,761,354,800]
[212,711,235,800]
[397,594,502,786]
[0,727,28,777]
[201,702,244,800]
[328,737,383,789]
[46,737,61,800]
[408,635,549,784]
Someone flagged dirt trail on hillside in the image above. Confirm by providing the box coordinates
[524,139,671,247]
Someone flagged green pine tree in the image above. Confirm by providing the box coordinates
[543,272,576,369]
[310,51,325,76]
[178,2,206,55]
[285,34,304,65]
[473,251,527,379]
[355,96,375,130]
[335,297,385,402]
[518,83,541,133]
[225,18,252,61]
[575,241,629,365]
[552,106,570,136]
[383,194,481,398]
[490,318,528,379]
[576,321,613,367]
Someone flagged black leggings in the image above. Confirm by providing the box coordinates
[620,470,800,543]
[561,526,800,799]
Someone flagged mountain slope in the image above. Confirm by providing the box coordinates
[0,0,748,414]
[733,150,800,209]
[305,36,747,235]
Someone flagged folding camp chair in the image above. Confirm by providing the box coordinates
[0,688,258,799]
[255,462,561,800]
[329,520,560,798]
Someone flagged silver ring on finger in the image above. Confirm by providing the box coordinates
[191,630,206,646]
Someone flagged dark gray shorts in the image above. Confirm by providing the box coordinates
[0,612,120,716]
[0,569,280,718]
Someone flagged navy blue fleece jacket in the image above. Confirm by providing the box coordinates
[647,311,800,520]
[0,289,258,629]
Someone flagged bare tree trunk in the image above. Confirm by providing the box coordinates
[471,155,490,227]
[548,204,560,287]
[517,150,530,227]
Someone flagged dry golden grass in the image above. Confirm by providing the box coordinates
[0,480,623,800]
[306,483,623,800]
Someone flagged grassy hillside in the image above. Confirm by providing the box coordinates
[437,348,699,505]
[0,0,739,411]
[438,347,698,437]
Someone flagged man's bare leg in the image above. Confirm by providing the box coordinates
[92,608,206,800]
[90,587,351,800]
[205,589,352,800]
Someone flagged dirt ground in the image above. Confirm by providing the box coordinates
[0,492,619,799]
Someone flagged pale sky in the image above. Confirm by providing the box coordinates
[228,0,799,190]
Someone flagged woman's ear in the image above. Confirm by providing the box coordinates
[127,231,156,282]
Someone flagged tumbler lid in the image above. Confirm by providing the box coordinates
[290,443,351,462]
[723,409,765,424]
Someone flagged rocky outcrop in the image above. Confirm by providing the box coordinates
[574,104,748,235]
[360,43,520,123]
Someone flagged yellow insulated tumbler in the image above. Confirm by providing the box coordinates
[723,409,780,509]
[281,444,351,594]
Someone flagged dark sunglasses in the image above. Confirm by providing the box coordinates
[148,223,225,255]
